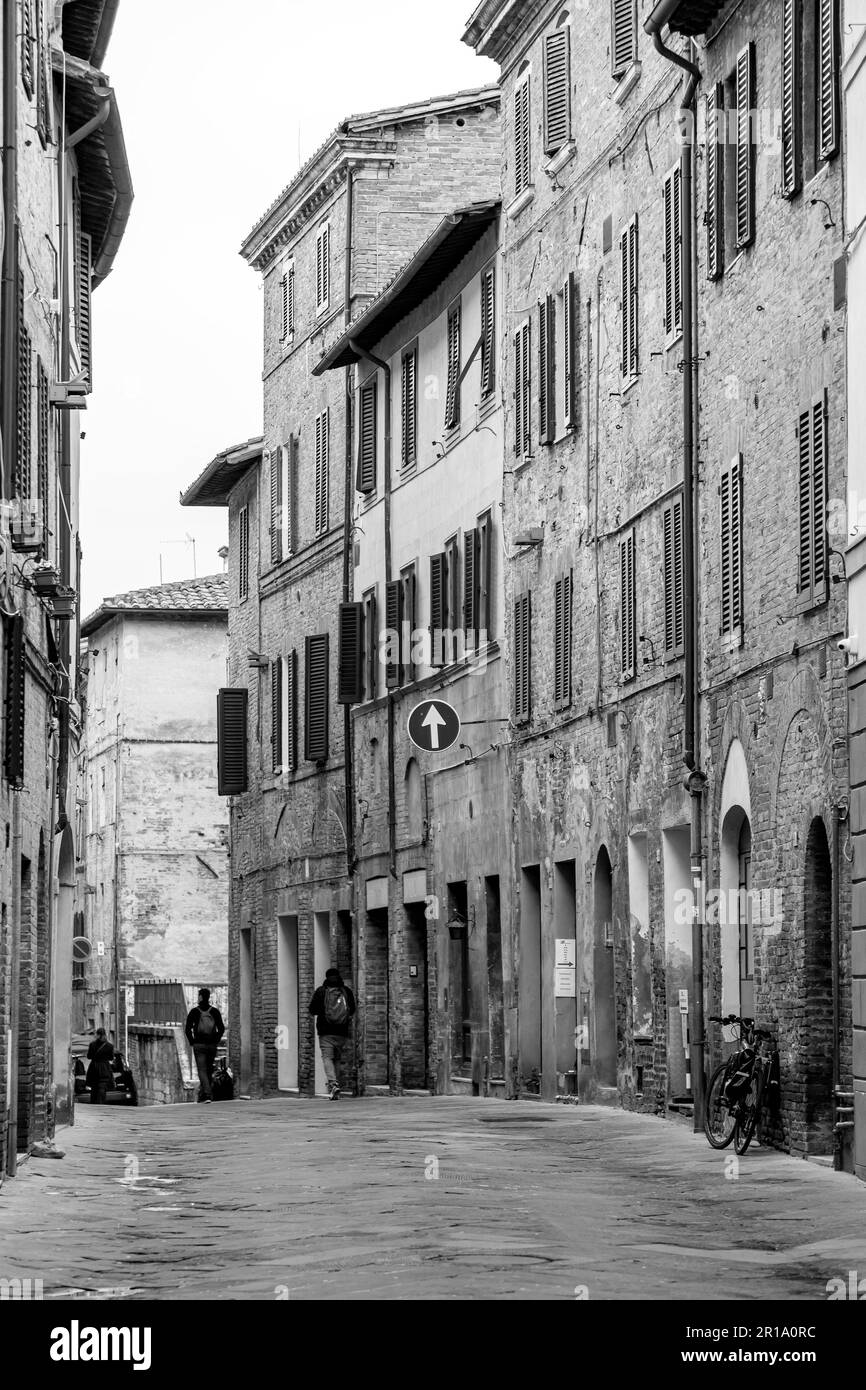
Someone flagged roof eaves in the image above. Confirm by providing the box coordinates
[180,437,264,509]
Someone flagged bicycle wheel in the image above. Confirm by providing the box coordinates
[734,1066,765,1155]
[704,1062,738,1148]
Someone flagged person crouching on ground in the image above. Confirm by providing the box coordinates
[308,968,356,1100]
[184,988,225,1104]
[86,1027,115,1105]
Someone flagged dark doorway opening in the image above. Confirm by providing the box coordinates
[403,903,429,1089]
[593,847,617,1087]
[486,876,505,1080]
[518,865,542,1088]
[365,908,390,1087]
[448,881,471,1076]
[804,816,834,1156]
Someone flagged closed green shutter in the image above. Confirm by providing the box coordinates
[338,603,364,705]
[217,688,248,796]
[305,634,329,763]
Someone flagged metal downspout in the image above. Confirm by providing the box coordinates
[1,0,18,498]
[66,97,110,151]
[647,19,707,1131]
[343,168,355,880]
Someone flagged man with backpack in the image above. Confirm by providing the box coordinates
[184,988,226,1103]
[308,968,356,1100]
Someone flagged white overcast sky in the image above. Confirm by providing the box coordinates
[81,0,498,613]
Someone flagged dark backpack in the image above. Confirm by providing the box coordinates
[323,985,349,1027]
[197,1008,216,1041]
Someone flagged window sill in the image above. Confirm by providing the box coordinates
[721,628,744,653]
[315,302,330,319]
[544,142,576,178]
[511,452,534,476]
[506,186,535,220]
[620,374,640,396]
[613,62,641,106]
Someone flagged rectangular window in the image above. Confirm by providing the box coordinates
[21,0,34,96]
[620,528,636,680]
[270,441,295,563]
[734,44,755,252]
[663,496,685,658]
[781,0,801,198]
[562,270,577,430]
[480,266,496,398]
[538,294,555,446]
[315,408,329,537]
[316,223,330,314]
[430,553,447,669]
[663,163,683,344]
[217,688,248,797]
[543,26,571,154]
[37,357,49,554]
[304,634,329,763]
[514,74,531,198]
[514,592,531,725]
[797,393,829,609]
[620,216,639,383]
[338,602,364,705]
[281,263,295,340]
[357,380,377,495]
[818,0,840,162]
[401,347,417,469]
[464,528,478,646]
[514,320,532,457]
[16,269,31,501]
[74,199,92,390]
[269,447,282,565]
[238,504,250,603]
[554,571,572,710]
[271,658,283,773]
[445,302,461,431]
[285,651,297,772]
[706,84,725,280]
[385,579,402,689]
[477,510,493,638]
[445,533,461,664]
[611,0,637,79]
[401,564,417,684]
[35,0,48,146]
[363,588,377,700]
[720,454,744,640]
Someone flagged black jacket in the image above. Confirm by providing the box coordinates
[309,983,356,1037]
[185,1006,225,1047]
[86,1038,114,1085]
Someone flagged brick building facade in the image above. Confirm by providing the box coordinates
[0,0,131,1178]
[183,91,502,1097]
[460,0,852,1160]
[77,576,230,1043]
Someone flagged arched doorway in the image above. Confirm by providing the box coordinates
[593,848,616,1087]
[720,806,753,1019]
[803,817,833,1155]
[52,825,76,1128]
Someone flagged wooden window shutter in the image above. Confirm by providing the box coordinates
[663,497,685,658]
[385,579,402,688]
[445,304,461,430]
[663,165,683,343]
[280,272,289,340]
[515,321,532,456]
[481,267,496,397]
[364,591,377,700]
[430,553,446,668]
[620,529,636,679]
[543,27,570,154]
[16,267,31,501]
[706,85,725,280]
[37,357,49,552]
[5,614,26,784]
[554,572,573,710]
[316,224,330,310]
[357,382,377,494]
[798,396,829,607]
[735,44,755,251]
[285,651,297,772]
[477,512,493,636]
[401,350,417,468]
[304,634,329,763]
[611,0,637,79]
[238,505,249,601]
[563,271,577,431]
[464,527,478,642]
[269,447,283,564]
[217,688,248,796]
[402,567,416,682]
[514,592,531,724]
[75,227,92,390]
[720,455,743,635]
[620,219,638,380]
[21,0,34,96]
[818,0,839,161]
[538,295,555,446]
[35,0,48,145]
[515,77,531,198]
[271,659,283,772]
[781,0,801,197]
[338,602,364,705]
[315,410,329,536]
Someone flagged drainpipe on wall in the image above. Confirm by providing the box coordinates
[348,340,395,879]
[1,0,18,498]
[342,166,356,880]
[6,790,22,1175]
[645,12,707,1132]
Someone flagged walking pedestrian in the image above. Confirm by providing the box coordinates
[308,968,356,1100]
[85,1028,114,1105]
[184,988,225,1104]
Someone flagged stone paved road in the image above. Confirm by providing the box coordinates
[0,1096,864,1301]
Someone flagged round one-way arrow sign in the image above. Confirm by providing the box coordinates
[407,699,461,753]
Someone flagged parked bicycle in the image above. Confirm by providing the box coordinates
[704,1014,778,1154]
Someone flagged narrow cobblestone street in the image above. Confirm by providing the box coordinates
[1,1097,864,1302]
